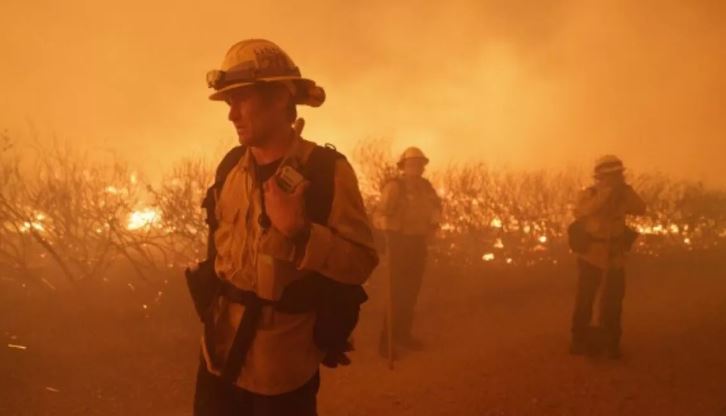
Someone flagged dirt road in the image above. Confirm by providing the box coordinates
[2,253,725,415]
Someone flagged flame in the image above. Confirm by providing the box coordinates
[441,222,455,231]
[19,213,45,233]
[105,186,120,194]
[482,252,495,262]
[127,208,161,230]
[635,222,669,236]
[490,217,503,228]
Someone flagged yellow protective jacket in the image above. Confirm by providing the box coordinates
[573,183,646,270]
[378,176,442,236]
[202,137,379,395]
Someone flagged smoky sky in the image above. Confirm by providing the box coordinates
[1,0,724,184]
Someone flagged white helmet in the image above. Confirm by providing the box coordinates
[397,147,430,168]
[206,39,325,106]
[594,154,625,177]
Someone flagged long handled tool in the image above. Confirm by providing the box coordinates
[387,254,395,370]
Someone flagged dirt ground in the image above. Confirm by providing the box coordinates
[1,252,725,416]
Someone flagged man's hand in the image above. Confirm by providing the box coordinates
[264,177,310,239]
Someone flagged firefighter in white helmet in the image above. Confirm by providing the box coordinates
[568,155,646,358]
[189,39,378,415]
[377,146,442,357]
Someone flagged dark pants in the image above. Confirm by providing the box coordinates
[193,360,319,416]
[571,259,626,348]
[384,232,427,340]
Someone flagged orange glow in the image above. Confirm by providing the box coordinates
[127,208,161,231]
[0,2,725,185]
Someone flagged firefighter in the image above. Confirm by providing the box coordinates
[378,147,442,357]
[570,155,646,359]
[190,39,378,415]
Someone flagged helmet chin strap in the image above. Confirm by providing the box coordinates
[293,118,305,136]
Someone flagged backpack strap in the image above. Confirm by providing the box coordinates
[303,144,345,225]
[202,145,246,259]
[214,146,248,190]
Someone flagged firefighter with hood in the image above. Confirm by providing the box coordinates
[569,155,646,358]
[377,147,442,357]
[187,39,378,415]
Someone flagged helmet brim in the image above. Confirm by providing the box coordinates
[397,157,430,168]
[594,166,626,177]
[208,77,324,106]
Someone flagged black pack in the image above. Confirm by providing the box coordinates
[567,220,592,255]
[567,219,639,255]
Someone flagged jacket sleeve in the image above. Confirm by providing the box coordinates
[624,186,647,215]
[296,159,380,285]
[379,180,401,217]
[429,181,443,225]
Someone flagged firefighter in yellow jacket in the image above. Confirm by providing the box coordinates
[191,39,378,415]
[378,147,442,356]
[570,155,646,358]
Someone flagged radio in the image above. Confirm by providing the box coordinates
[276,165,306,193]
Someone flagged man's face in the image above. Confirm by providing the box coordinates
[402,158,427,177]
[597,171,625,187]
[225,85,286,147]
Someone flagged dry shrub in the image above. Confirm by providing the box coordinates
[352,139,726,272]
[148,157,213,266]
[352,138,398,211]
[630,173,726,255]
[2,137,725,287]
[0,138,166,285]
[431,165,582,269]
[0,133,41,282]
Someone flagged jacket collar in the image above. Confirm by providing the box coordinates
[237,131,308,176]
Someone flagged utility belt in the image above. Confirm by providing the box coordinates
[186,260,366,383]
